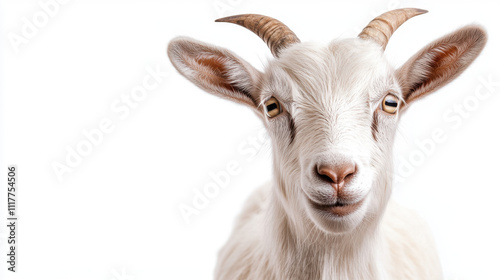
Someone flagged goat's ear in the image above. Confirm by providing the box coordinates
[168,36,261,109]
[396,25,487,110]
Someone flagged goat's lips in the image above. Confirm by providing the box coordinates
[312,199,364,217]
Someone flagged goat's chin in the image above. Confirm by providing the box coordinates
[304,197,369,234]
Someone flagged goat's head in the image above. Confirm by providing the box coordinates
[168,9,486,234]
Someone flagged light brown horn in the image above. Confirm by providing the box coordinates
[358,8,428,50]
[215,14,300,57]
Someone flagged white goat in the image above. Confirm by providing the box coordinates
[168,8,486,280]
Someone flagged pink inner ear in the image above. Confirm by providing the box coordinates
[426,44,462,79]
[409,44,463,98]
[190,53,255,106]
[168,37,260,108]
[401,25,487,106]
[191,54,240,94]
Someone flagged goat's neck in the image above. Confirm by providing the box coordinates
[264,175,390,280]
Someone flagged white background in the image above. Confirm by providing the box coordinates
[1,0,499,279]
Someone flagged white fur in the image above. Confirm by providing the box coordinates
[214,40,441,280]
[167,21,486,280]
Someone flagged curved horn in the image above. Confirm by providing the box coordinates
[358,8,428,50]
[215,14,300,57]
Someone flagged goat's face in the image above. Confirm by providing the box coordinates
[263,40,397,232]
[168,10,486,234]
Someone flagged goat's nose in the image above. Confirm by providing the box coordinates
[317,163,356,190]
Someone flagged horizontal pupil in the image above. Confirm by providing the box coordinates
[385,100,397,107]
[266,103,278,112]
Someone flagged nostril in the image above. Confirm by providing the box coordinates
[317,172,334,184]
[317,163,357,186]
[317,166,336,183]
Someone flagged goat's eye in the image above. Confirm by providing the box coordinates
[264,97,282,118]
[382,94,399,114]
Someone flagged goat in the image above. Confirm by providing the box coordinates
[167,8,487,280]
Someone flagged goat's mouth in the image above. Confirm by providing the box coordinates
[310,199,364,217]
